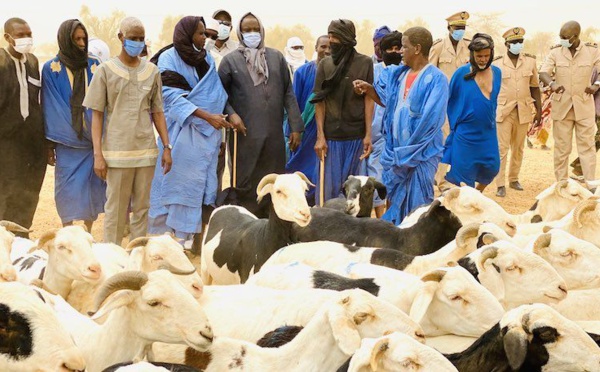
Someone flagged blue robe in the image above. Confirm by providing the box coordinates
[285,60,318,204]
[41,56,106,223]
[149,49,227,239]
[443,65,501,187]
[359,62,387,207]
[376,64,449,225]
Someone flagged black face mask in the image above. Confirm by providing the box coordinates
[330,42,345,63]
[382,51,402,66]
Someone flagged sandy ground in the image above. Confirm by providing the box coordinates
[29,137,600,242]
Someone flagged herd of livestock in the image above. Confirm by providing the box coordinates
[2,172,600,371]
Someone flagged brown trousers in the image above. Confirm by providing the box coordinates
[104,166,155,245]
[496,109,529,187]
[553,108,597,182]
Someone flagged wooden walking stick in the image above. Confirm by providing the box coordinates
[319,157,325,207]
[232,130,238,188]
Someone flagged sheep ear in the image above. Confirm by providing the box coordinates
[37,229,58,252]
[256,183,273,203]
[90,290,135,320]
[479,261,505,302]
[373,181,387,200]
[409,281,437,324]
[328,299,361,355]
[369,338,390,371]
[504,327,529,370]
[127,248,144,271]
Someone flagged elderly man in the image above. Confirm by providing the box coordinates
[354,27,449,224]
[212,9,239,57]
[0,17,46,237]
[443,34,502,191]
[218,12,303,217]
[42,19,105,231]
[313,19,374,205]
[540,21,600,189]
[493,27,542,197]
[84,17,172,245]
[285,35,330,205]
[429,11,471,192]
[372,25,391,64]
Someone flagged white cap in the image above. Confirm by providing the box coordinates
[286,37,304,48]
[206,18,220,32]
[88,37,110,63]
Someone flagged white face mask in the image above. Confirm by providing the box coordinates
[288,48,305,60]
[217,24,231,41]
[11,36,33,54]
[205,38,216,52]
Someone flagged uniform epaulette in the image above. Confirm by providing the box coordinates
[550,44,561,50]
[432,38,442,46]
[523,53,536,59]
[585,42,598,48]
[493,55,503,61]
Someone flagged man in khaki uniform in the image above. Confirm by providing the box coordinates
[493,27,542,197]
[429,11,471,191]
[540,20,600,188]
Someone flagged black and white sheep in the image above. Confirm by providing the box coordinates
[323,176,387,217]
[200,172,313,285]
[291,200,462,256]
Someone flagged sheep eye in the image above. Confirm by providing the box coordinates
[57,245,67,250]
[147,300,161,307]
[505,265,519,272]
[151,255,163,261]
[449,295,463,301]
[560,251,575,258]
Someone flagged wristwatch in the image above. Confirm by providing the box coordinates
[163,143,173,150]
[594,81,600,86]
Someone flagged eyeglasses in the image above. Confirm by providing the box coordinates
[205,32,218,40]
[218,20,232,27]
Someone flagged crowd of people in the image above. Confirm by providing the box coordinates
[1,10,600,251]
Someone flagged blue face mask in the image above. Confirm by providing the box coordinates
[123,39,145,57]
[451,29,465,41]
[560,38,573,48]
[243,32,262,49]
[509,42,524,55]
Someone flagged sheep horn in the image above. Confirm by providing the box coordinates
[573,200,599,228]
[157,262,197,276]
[369,338,390,371]
[443,188,460,202]
[532,233,552,254]
[126,237,151,252]
[0,221,30,233]
[554,180,570,199]
[93,271,148,311]
[479,247,499,270]
[294,171,316,187]
[256,173,279,202]
[421,269,446,283]
[455,223,482,248]
[481,233,499,246]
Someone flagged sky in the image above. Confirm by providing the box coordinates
[3,0,599,46]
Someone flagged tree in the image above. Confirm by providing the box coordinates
[524,31,554,61]
[399,17,429,32]
[468,12,506,54]
[355,19,377,56]
[581,26,600,43]
[79,5,126,57]
[155,15,184,51]
[265,24,315,59]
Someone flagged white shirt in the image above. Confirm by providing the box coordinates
[214,39,239,57]
[6,48,29,120]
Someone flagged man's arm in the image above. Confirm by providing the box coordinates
[91,110,106,180]
[361,96,374,160]
[314,101,327,161]
[539,50,563,93]
[218,56,246,134]
[151,111,172,174]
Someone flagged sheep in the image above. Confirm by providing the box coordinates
[445,303,600,372]
[0,221,29,282]
[347,332,458,372]
[250,263,503,338]
[263,223,496,277]
[291,199,463,256]
[12,226,102,299]
[521,179,594,222]
[103,361,199,372]
[323,176,387,217]
[47,269,213,372]
[204,289,423,372]
[456,240,568,309]
[526,230,600,290]
[554,198,600,247]
[200,172,313,285]
[0,282,86,372]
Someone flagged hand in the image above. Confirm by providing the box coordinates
[94,154,107,180]
[228,113,247,135]
[162,148,173,175]
[314,137,328,161]
[360,136,372,160]
[534,110,542,126]
[207,113,231,130]
[289,132,301,152]
[47,148,56,166]
[352,79,371,95]
[550,82,565,94]
[585,85,600,95]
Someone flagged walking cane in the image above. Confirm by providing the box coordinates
[232,130,238,189]
[319,157,325,207]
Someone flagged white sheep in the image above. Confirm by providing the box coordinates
[48,269,213,372]
[0,221,29,282]
[526,230,600,290]
[348,332,458,372]
[0,282,86,372]
[551,287,600,321]
[523,179,594,222]
[12,226,102,298]
[204,289,424,372]
[456,240,568,309]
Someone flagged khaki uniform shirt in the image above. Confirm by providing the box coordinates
[83,57,163,168]
[493,53,539,124]
[540,42,600,121]
[429,36,471,80]
[214,39,239,57]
